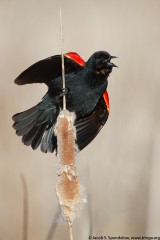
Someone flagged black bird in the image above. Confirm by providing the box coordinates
[12,51,117,153]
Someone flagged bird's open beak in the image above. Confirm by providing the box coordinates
[108,62,118,68]
[110,56,118,67]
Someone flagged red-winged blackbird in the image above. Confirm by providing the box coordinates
[12,51,117,153]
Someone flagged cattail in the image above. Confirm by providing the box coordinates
[54,110,86,239]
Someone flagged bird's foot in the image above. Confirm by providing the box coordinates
[60,87,69,97]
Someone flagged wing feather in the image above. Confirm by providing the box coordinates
[75,96,109,150]
[14,54,84,86]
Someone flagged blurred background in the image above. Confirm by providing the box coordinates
[0,0,160,239]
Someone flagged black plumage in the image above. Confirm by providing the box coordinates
[12,51,116,153]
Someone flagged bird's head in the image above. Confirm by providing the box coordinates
[86,51,117,77]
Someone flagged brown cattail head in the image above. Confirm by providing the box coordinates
[54,110,86,224]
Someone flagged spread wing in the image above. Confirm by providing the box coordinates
[75,93,110,150]
[14,52,85,86]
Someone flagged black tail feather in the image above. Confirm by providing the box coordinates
[13,111,40,132]
[41,127,56,153]
[13,102,57,153]
[22,126,39,146]
[12,105,40,121]
[31,124,47,150]
[16,119,39,136]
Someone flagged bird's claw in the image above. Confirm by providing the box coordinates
[60,87,69,97]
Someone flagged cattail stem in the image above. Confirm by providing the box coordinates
[55,9,86,240]
[68,221,74,240]
[60,8,66,110]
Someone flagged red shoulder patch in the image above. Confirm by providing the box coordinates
[65,52,85,67]
[103,91,110,112]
